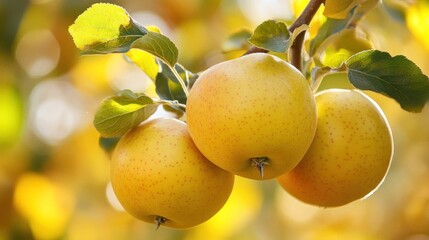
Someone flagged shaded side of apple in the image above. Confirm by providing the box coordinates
[278,89,393,207]
[111,118,235,228]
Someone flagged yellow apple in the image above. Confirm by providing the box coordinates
[110,118,234,228]
[186,53,317,179]
[277,89,393,207]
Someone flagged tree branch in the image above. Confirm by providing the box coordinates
[243,0,325,72]
[289,0,325,71]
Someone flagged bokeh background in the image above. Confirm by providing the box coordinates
[1,0,429,239]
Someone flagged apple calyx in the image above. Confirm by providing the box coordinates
[155,216,167,229]
[250,157,270,179]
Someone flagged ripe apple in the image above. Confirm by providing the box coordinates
[110,118,234,228]
[277,89,393,207]
[186,53,317,179]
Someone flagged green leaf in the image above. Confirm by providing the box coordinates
[222,29,252,52]
[69,3,147,54]
[155,62,194,104]
[98,136,121,155]
[131,31,179,67]
[324,0,364,19]
[248,20,291,53]
[346,50,429,112]
[309,10,355,56]
[93,90,159,137]
[155,73,185,104]
[161,104,185,117]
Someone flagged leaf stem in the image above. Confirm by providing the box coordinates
[167,63,190,98]
[311,66,332,93]
[156,99,187,109]
[311,63,348,93]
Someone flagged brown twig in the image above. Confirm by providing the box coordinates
[289,0,325,71]
[243,0,325,72]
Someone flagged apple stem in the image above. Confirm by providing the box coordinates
[250,157,269,178]
[155,216,167,230]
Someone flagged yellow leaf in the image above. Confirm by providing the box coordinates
[323,48,352,68]
[324,0,364,19]
[126,49,159,80]
[68,3,130,50]
[322,29,373,68]
[146,25,161,33]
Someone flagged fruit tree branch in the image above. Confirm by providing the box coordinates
[243,0,325,72]
[289,0,325,71]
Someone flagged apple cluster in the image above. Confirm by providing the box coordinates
[110,53,393,229]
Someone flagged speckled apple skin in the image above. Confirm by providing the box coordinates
[111,118,234,228]
[186,53,317,179]
[278,89,393,207]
